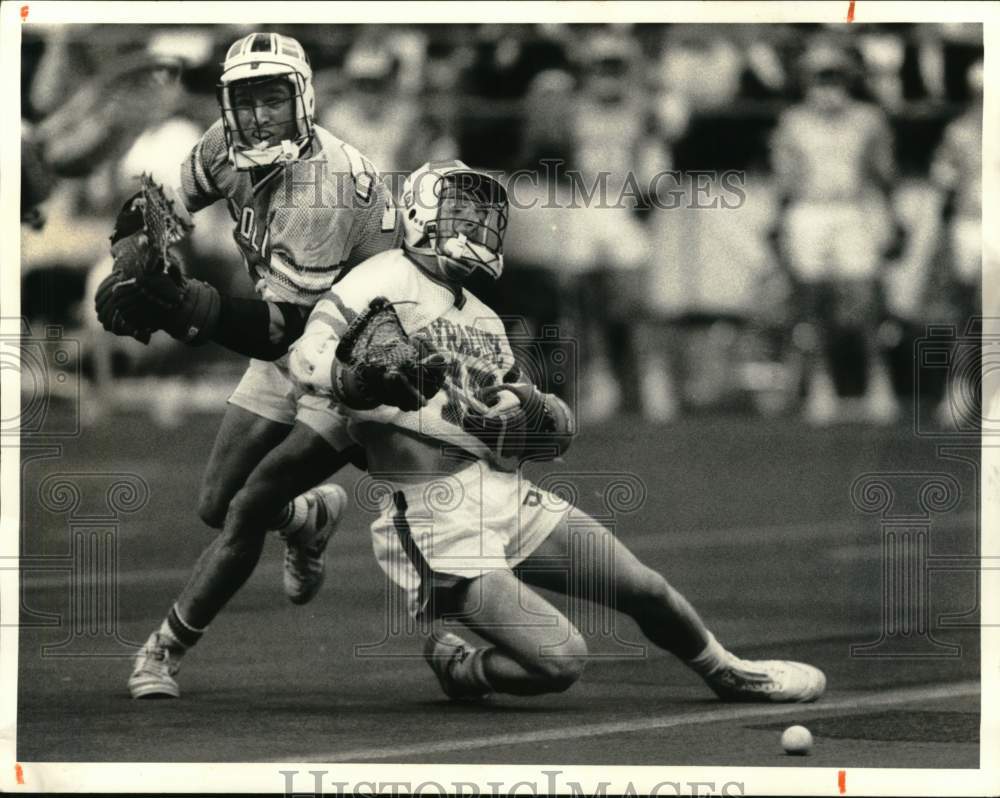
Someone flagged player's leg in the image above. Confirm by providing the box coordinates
[196,360,353,602]
[184,421,352,627]
[514,512,826,703]
[635,315,680,422]
[146,406,341,627]
[379,469,587,699]
[834,204,898,423]
[783,202,842,424]
[196,403,292,528]
[515,513,709,660]
[130,421,354,698]
[425,570,588,698]
[130,358,352,698]
[577,270,620,422]
[129,402,291,698]
[830,277,898,423]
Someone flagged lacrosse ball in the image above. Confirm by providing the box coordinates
[781,725,813,755]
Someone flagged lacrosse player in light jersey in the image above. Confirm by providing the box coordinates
[95,32,401,698]
[771,44,902,425]
[289,160,827,703]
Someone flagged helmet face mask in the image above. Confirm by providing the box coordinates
[218,33,315,170]
[403,162,509,280]
[223,75,302,151]
[434,174,508,278]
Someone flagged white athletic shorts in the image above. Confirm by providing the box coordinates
[228,357,353,450]
[784,200,890,282]
[369,461,574,619]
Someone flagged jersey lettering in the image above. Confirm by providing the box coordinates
[341,141,376,203]
[239,207,255,242]
[236,205,271,256]
[381,197,397,232]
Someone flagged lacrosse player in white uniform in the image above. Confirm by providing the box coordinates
[95,32,402,698]
[289,160,827,702]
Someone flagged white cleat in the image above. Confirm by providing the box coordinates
[128,632,182,699]
[282,483,347,605]
[423,631,490,701]
[705,655,826,703]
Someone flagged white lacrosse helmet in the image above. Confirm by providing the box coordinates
[401,160,509,280]
[217,32,315,170]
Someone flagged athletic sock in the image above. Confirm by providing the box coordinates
[270,494,311,539]
[449,646,493,694]
[684,631,730,677]
[160,604,206,652]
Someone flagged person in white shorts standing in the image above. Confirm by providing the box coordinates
[290,159,827,702]
[771,43,903,425]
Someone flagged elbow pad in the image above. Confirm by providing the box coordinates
[212,297,307,361]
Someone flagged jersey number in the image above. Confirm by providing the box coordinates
[340,142,397,232]
[236,206,270,255]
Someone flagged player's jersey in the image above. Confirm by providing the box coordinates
[771,100,893,203]
[289,249,519,466]
[178,120,402,306]
[932,108,982,218]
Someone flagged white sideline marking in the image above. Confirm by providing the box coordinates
[281,681,979,763]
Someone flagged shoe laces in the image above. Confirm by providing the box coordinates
[285,495,331,557]
[138,636,180,674]
[715,655,777,686]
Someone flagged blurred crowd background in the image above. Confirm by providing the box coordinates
[19,22,986,428]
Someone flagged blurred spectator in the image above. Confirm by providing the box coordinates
[520,68,575,164]
[18,22,986,427]
[770,42,902,425]
[21,120,54,229]
[321,41,455,182]
[458,24,570,169]
[642,173,782,418]
[657,25,743,112]
[928,59,983,427]
[563,29,668,421]
[917,23,985,104]
[856,27,907,112]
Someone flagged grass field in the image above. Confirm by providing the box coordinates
[15,405,981,768]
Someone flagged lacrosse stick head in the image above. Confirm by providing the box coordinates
[138,173,193,272]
